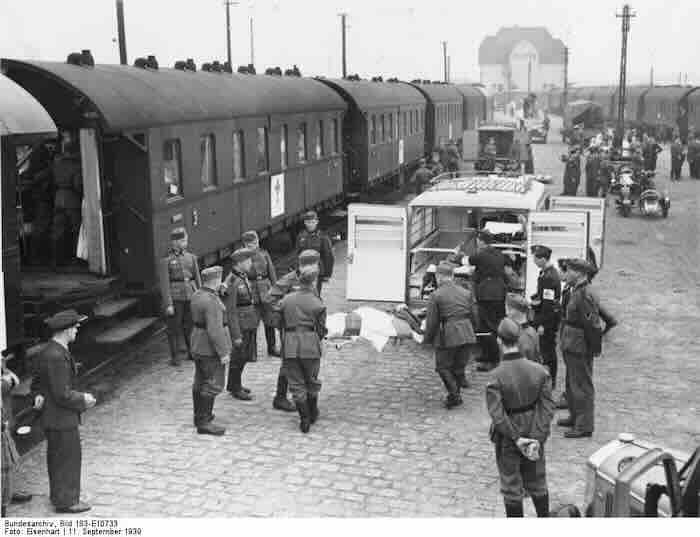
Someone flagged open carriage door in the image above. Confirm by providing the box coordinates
[525,211,589,299]
[549,196,606,268]
[79,129,107,274]
[347,203,407,302]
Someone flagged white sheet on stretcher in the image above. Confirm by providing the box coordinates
[325,307,424,352]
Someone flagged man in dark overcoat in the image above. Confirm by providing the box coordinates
[486,319,555,517]
[411,158,434,194]
[31,310,96,513]
[423,262,477,408]
[584,147,601,197]
[670,137,685,181]
[530,245,561,388]
[295,211,334,296]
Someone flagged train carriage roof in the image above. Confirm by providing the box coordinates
[0,73,56,136]
[406,82,463,104]
[455,85,485,99]
[644,86,697,105]
[1,60,347,133]
[314,78,426,110]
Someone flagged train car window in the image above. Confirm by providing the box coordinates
[200,134,218,188]
[402,111,407,138]
[331,119,339,154]
[316,120,325,159]
[409,110,414,135]
[297,122,307,162]
[380,114,386,143]
[388,114,394,142]
[280,124,288,170]
[370,115,377,145]
[421,110,424,132]
[257,127,269,173]
[163,139,183,198]
[233,130,245,181]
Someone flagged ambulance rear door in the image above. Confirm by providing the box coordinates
[549,196,606,268]
[346,203,408,302]
[526,211,589,298]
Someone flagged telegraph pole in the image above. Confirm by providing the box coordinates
[616,4,636,145]
[339,13,347,78]
[224,1,239,68]
[115,0,128,65]
[442,41,447,83]
[447,56,451,83]
[249,17,255,66]
[563,47,569,110]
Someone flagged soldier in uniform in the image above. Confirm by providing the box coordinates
[486,318,555,517]
[689,134,700,179]
[221,249,259,400]
[670,137,685,181]
[423,262,477,408]
[466,231,507,371]
[263,250,322,413]
[584,147,601,197]
[241,230,279,357]
[411,158,434,195]
[51,132,83,267]
[158,228,201,365]
[530,245,561,388]
[561,148,581,196]
[31,310,96,513]
[295,211,334,296]
[278,265,327,433]
[446,141,461,173]
[189,266,231,435]
[505,294,541,364]
[557,258,601,439]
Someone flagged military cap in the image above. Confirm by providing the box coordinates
[476,230,495,244]
[419,157,427,165]
[45,309,88,332]
[426,263,437,274]
[230,248,254,264]
[298,264,319,284]
[506,293,529,313]
[565,257,595,275]
[298,249,320,266]
[531,245,552,259]
[303,210,318,221]
[170,227,187,241]
[201,265,223,282]
[436,262,454,277]
[241,230,258,244]
[497,318,521,345]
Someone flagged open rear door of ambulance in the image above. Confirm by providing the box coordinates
[346,204,408,302]
[549,196,606,268]
[525,211,590,299]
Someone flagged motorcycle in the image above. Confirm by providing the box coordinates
[609,167,670,218]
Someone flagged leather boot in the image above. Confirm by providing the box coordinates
[532,494,549,517]
[192,389,200,426]
[167,332,180,366]
[197,398,225,436]
[308,395,319,424]
[296,399,311,433]
[273,374,295,412]
[265,326,279,356]
[504,501,524,517]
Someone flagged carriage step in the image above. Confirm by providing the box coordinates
[94,317,159,345]
[93,297,140,319]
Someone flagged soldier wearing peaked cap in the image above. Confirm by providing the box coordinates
[261,249,321,413]
[31,309,96,514]
[530,245,561,388]
[158,228,201,365]
[506,294,541,365]
[241,230,279,357]
[189,266,231,436]
[295,211,334,296]
[423,262,477,408]
[220,249,259,401]
[486,318,555,517]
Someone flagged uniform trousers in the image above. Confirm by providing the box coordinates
[435,345,470,396]
[494,432,547,503]
[227,330,257,392]
[478,300,506,364]
[562,174,580,196]
[539,330,558,389]
[166,300,192,359]
[281,358,321,403]
[1,428,20,509]
[671,158,683,180]
[563,351,595,433]
[45,428,82,509]
[192,354,225,426]
[51,208,81,264]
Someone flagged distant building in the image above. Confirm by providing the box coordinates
[479,26,566,94]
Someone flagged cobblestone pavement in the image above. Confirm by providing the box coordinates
[8,117,700,517]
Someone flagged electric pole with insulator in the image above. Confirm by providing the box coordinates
[224,1,239,69]
[442,41,447,83]
[616,3,636,146]
[339,13,347,78]
[115,0,128,65]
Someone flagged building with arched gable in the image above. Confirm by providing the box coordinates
[479,27,566,94]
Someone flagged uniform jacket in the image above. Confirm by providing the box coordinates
[31,341,88,431]
[221,269,259,341]
[296,230,334,279]
[52,155,82,209]
[688,140,700,161]
[246,248,277,303]
[158,248,201,311]
[671,142,685,161]
[470,247,507,302]
[263,270,321,328]
[585,154,601,178]
[559,278,602,356]
[532,264,562,330]
[565,156,581,180]
[423,280,477,348]
[486,351,554,443]
[1,367,17,432]
[279,287,327,360]
[518,324,541,363]
[189,287,232,358]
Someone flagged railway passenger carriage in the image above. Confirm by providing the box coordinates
[408,82,463,154]
[456,85,488,131]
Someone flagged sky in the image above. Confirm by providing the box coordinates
[0,0,698,87]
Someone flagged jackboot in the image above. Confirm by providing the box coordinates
[532,494,549,517]
[296,399,311,434]
[308,395,319,424]
[504,501,524,517]
[192,389,200,426]
[167,332,181,366]
[272,373,295,412]
[265,326,279,356]
[196,397,225,435]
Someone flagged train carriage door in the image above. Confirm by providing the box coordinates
[525,211,589,299]
[79,129,107,274]
[347,203,407,302]
[549,196,607,268]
